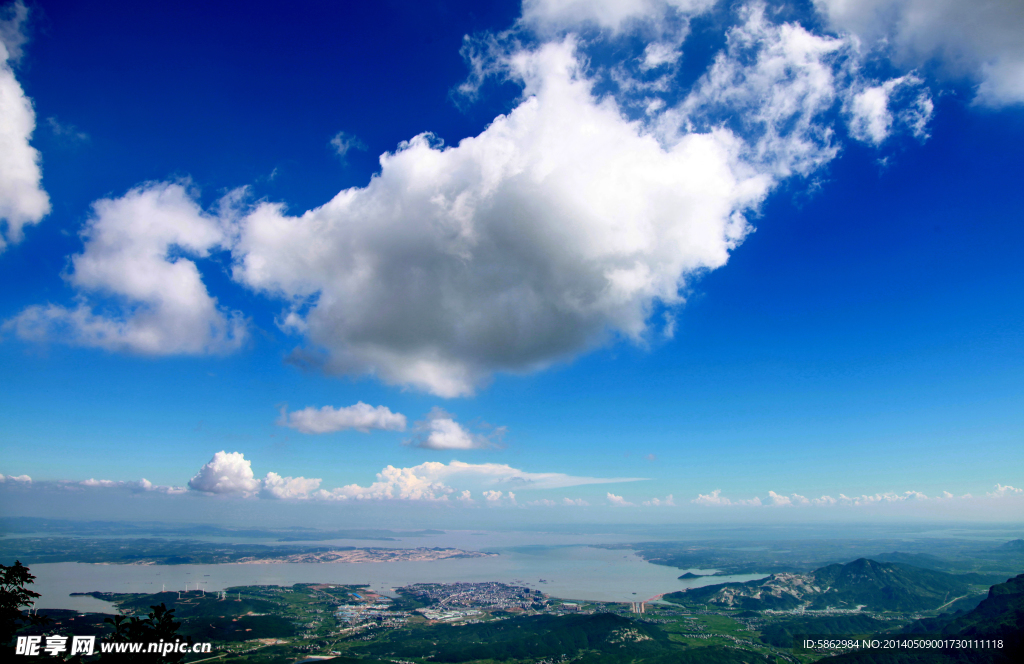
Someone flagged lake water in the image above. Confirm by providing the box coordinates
[28,545,765,613]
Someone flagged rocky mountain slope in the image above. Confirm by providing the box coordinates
[666,558,977,612]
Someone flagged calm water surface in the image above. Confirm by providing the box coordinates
[30,545,764,612]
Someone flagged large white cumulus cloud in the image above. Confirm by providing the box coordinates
[7,3,935,395]
[5,183,247,354]
[232,38,783,396]
[188,451,262,495]
[188,450,320,499]
[0,1,49,253]
[814,0,1024,106]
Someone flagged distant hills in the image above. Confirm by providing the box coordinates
[826,572,1024,663]
[666,558,980,612]
[0,516,443,541]
[868,551,952,570]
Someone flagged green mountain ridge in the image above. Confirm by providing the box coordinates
[352,612,777,664]
[665,558,979,612]
[823,573,1024,663]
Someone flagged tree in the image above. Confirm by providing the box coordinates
[1,560,50,646]
[100,603,193,663]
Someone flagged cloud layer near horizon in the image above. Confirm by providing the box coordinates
[4,453,1020,515]
[176,452,646,502]
[690,485,1024,507]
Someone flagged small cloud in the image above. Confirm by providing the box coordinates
[691,489,730,506]
[644,453,656,461]
[408,407,503,450]
[606,492,635,507]
[279,402,407,434]
[329,131,367,161]
[80,478,117,488]
[642,494,674,507]
[46,117,89,143]
[562,497,589,507]
[527,498,556,507]
[480,489,516,505]
[846,74,932,145]
[457,489,474,503]
[137,478,188,494]
[640,42,680,70]
[988,484,1024,498]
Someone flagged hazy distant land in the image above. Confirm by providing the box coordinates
[233,548,497,564]
[0,536,495,566]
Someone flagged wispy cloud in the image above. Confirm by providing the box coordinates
[80,478,186,494]
[329,130,367,160]
[606,492,635,507]
[46,116,90,144]
[988,484,1023,498]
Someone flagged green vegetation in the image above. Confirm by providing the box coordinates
[758,614,891,647]
[819,573,1024,663]
[807,559,973,611]
[102,603,191,663]
[352,613,781,664]
[5,538,1020,664]
[664,559,985,612]
[1,560,49,647]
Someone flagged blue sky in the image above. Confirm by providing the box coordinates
[0,0,1022,526]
